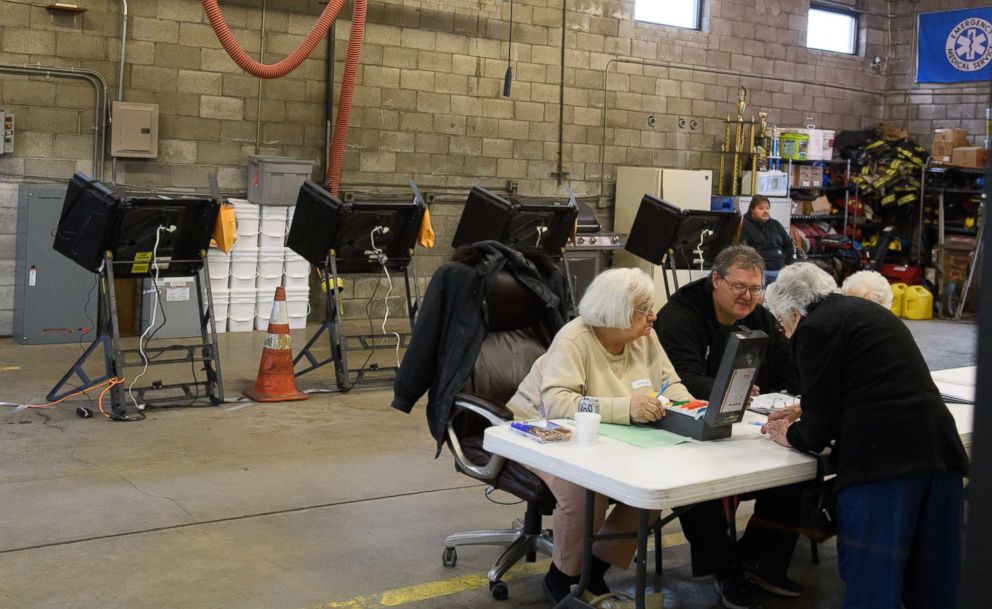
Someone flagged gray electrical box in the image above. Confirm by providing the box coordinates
[13,184,99,344]
[140,276,202,339]
[111,101,159,158]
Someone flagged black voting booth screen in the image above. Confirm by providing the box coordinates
[624,194,740,268]
[286,180,425,272]
[53,172,218,277]
[451,186,577,256]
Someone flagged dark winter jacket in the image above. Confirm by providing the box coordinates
[391,241,569,454]
[740,214,794,271]
[654,277,799,401]
[786,294,969,490]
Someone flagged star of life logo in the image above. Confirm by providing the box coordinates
[945,17,992,72]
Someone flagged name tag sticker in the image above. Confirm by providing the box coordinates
[632,378,652,390]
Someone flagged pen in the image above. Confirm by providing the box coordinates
[748,421,765,427]
[656,380,670,398]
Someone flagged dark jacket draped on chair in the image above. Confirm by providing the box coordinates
[391,241,570,454]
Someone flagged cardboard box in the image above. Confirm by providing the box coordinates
[951,146,988,168]
[933,128,969,145]
[811,165,824,188]
[791,164,813,188]
[931,141,956,164]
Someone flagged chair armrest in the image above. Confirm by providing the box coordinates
[452,392,514,424]
[446,394,513,482]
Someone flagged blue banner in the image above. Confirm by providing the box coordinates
[917,8,992,83]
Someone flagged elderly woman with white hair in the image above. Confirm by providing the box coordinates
[840,270,893,309]
[762,263,969,609]
[507,267,694,606]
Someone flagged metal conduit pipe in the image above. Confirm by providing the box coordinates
[597,57,887,198]
[112,0,129,183]
[0,64,109,180]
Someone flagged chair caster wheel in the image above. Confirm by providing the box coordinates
[490,580,508,600]
[442,546,457,567]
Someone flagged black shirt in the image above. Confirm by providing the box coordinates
[785,294,969,489]
[654,277,800,401]
[739,214,794,271]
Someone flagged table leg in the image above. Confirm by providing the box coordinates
[636,509,649,609]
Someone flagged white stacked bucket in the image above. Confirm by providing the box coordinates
[255,206,289,330]
[207,249,231,334]
[228,199,260,332]
[283,206,311,329]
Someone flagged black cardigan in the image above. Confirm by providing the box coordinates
[786,294,969,489]
[739,214,794,271]
[654,277,799,401]
[391,241,568,454]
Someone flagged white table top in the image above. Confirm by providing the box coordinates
[931,366,976,387]
[484,405,974,511]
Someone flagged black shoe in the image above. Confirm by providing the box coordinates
[589,555,612,596]
[714,571,757,609]
[746,569,802,597]
[543,563,579,604]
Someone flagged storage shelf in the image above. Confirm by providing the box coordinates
[791,214,844,222]
[804,251,857,259]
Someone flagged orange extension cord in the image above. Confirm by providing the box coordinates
[8,377,124,418]
[201,0,367,195]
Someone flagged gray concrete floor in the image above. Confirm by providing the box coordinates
[0,318,978,609]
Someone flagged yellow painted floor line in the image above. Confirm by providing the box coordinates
[0,365,21,372]
[309,518,741,609]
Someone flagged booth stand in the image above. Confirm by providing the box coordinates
[624,194,741,299]
[48,173,223,420]
[451,186,580,312]
[287,181,426,392]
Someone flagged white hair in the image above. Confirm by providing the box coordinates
[578,267,654,329]
[765,263,839,320]
[841,270,893,309]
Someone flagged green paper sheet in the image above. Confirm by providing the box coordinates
[597,423,691,448]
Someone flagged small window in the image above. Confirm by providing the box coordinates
[634,0,701,30]
[807,6,858,54]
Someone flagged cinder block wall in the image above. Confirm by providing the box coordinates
[883,0,989,147]
[0,0,977,334]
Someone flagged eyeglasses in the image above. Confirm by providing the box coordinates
[720,277,763,297]
[633,303,655,316]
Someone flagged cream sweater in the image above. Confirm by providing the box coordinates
[507,317,695,424]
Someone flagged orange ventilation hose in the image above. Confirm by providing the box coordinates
[202,0,366,195]
[327,0,366,196]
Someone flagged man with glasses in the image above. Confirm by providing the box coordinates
[654,245,803,609]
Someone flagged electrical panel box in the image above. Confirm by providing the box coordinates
[140,276,203,339]
[13,184,99,344]
[0,111,13,154]
[111,102,159,158]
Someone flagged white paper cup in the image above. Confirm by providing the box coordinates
[574,412,602,447]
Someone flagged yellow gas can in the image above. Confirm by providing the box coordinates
[890,283,907,317]
[902,285,933,320]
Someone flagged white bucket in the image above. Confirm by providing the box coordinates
[259,206,288,249]
[207,249,231,291]
[212,288,229,334]
[256,275,281,292]
[231,198,261,238]
[255,287,277,331]
[285,287,310,330]
[283,252,309,278]
[230,250,259,290]
[228,288,257,333]
[258,248,285,279]
[231,234,260,253]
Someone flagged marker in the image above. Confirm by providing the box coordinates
[655,380,670,398]
[748,421,765,427]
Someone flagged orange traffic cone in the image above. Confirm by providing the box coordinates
[243,286,308,403]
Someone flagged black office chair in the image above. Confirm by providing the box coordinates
[440,271,558,600]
